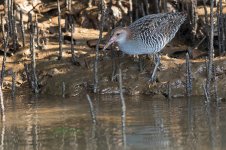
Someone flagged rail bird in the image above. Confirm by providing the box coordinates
[103,12,187,81]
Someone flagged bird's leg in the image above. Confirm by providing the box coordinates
[150,53,160,82]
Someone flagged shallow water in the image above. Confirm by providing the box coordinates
[0,94,225,150]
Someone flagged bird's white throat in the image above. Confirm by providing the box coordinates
[116,31,128,44]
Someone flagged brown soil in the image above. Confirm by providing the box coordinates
[2,24,226,98]
[1,1,226,99]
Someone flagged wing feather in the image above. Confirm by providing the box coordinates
[129,12,187,41]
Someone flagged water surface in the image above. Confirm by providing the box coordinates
[0,94,225,150]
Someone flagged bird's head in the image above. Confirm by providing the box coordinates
[103,27,129,50]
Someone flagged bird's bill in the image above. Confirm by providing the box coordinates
[103,37,116,51]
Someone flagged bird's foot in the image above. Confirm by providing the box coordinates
[149,74,157,83]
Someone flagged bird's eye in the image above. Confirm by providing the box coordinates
[116,33,120,36]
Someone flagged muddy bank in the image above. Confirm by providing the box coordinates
[34,46,226,98]
[1,0,226,99]
[0,24,224,99]
[0,24,225,98]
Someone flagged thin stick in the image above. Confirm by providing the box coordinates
[163,0,167,13]
[93,0,105,93]
[205,56,208,75]
[203,0,209,24]
[86,94,96,124]
[1,14,5,42]
[167,81,171,100]
[140,3,145,17]
[217,0,225,55]
[4,0,7,15]
[70,16,78,65]
[1,43,7,86]
[0,38,5,120]
[12,11,17,52]
[0,17,8,86]
[129,0,133,23]
[224,13,226,51]
[0,13,6,117]
[65,15,69,32]
[84,58,90,69]
[155,0,159,13]
[212,64,219,102]
[66,0,72,31]
[111,47,117,82]
[29,13,39,94]
[206,0,215,100]
[57,0,63,60]
[191,0,198,42]
[144,0,150,15]
[24,64,32,88]
[20,10,25,47]
[0,51,6,86]
[203,81,210,103]
[35,14,40,48]
[135,0,139,20]
[0,82,5,122]
[7,0,12,35]
[70,20,75,62]
[62,81,65,98]
[192,36,206,50]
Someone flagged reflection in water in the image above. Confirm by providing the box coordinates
[205,103,219,150]
[1,95,226,149]
[33,100,39,150]
[25,99,38,150]
[0,86,5,122]
[86,94,96,124]
[121,105,126,150]
[119,67,127,149]
[187,98,196,150]
[86,94,97,150]
[0,120,5,150]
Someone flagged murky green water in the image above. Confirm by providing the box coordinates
[0,94,225,150]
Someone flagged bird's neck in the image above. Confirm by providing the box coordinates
[124,27,132,40]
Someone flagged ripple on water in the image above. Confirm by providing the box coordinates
[1,95,226,150]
